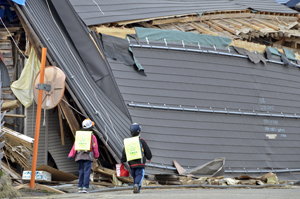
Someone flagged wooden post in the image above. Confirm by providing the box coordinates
[58,105,65,145]
[30,47,47,189]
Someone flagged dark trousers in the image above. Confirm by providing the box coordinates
[131,167,145,191]
[78,160,92,188]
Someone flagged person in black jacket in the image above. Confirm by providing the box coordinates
[121,123,152,194]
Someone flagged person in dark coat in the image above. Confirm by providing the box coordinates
[121,123,152,193]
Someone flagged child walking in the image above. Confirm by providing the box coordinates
[68,118,99,193]
[121,123,152,193]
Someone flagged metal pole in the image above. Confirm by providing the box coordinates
[30,47,47,189]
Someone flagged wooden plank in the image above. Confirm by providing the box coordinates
[221,19,242,28]
[253,18,279,30]
[173,160,187,175]
[4,114,26,118]
[1,100,20,111]
[171,23,185,31]
[94,167,133,184]
[243,19,265,28]
[58,96,80,136]
[2,126,34,149]
[58,105,65,146]
[138,22,159,29]
[209,20,237,34]
[96,27,136,39]
[191,22,218,36]
[202,21,223,32]
[233,19,261,31]
[151,15,199,25]
[15,183,65,194]
[188,23,210,35]
[200,13,253,22]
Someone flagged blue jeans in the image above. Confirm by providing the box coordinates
[131,168,145,191]
[78,160,92,188]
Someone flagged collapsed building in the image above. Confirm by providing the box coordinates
[2,0,300,183]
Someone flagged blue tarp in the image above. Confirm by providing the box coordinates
[286,0,300,7]
[12,0,25,6]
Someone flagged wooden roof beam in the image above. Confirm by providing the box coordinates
[221,19,242,28]
[191,22,218,36]
[243,19,265,28]
[209,20,237,35]
[202,21,223,32]
[187,23,210,35]
[151,15,199,25]
[171,23,185,31]
[233,19,261,31]
[253,18,279,31]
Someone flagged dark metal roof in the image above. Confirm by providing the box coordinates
[232,0,297,13]
[69,0,247,26]
[20,0,132,161]
[108,40,300,174]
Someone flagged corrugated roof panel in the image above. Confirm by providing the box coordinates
[69,0,247,26]
[22,0,132,162]
[25,103,47,166]
[47,108,78,175]
[232,0,297,13]
[108,42,300,173]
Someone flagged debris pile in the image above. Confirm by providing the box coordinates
[0,126,33,170]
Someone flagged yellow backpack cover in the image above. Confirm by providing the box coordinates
[124,136,142,161]
[75,131,92,151]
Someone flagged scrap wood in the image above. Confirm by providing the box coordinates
[1,100,20,112]
[258,172,278,184]
[1,162,23,184]
[2,126,34,149]
[59,96,80,136]
[96,27,136,39]
[94,166,133,183]
[173,159,187,174]
[1,129,32,170]
[3,143,31,170]
[14,183,65,194]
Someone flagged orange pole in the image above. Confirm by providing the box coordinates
[30,47,47,189]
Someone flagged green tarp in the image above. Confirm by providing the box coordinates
[134,27,232,48]
[267,47,298,61]
[284,48,298,61]
[267,47,281,57]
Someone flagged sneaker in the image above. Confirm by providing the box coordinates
[82,187,88,193]
[78,187,83,193]
[133,184,139,194]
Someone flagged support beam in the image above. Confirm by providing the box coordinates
[232,19,261,31]
[253,18,279,30]
[58,96,80,136]
[209,20,237,35]
[191,22,218,36]
[221,19,242,28]
[243,19,266,28]
[58,105,65,146]
[187,23,210,35]
[203,21,223,32]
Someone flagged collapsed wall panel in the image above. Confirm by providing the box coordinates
[107,41,300,178]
